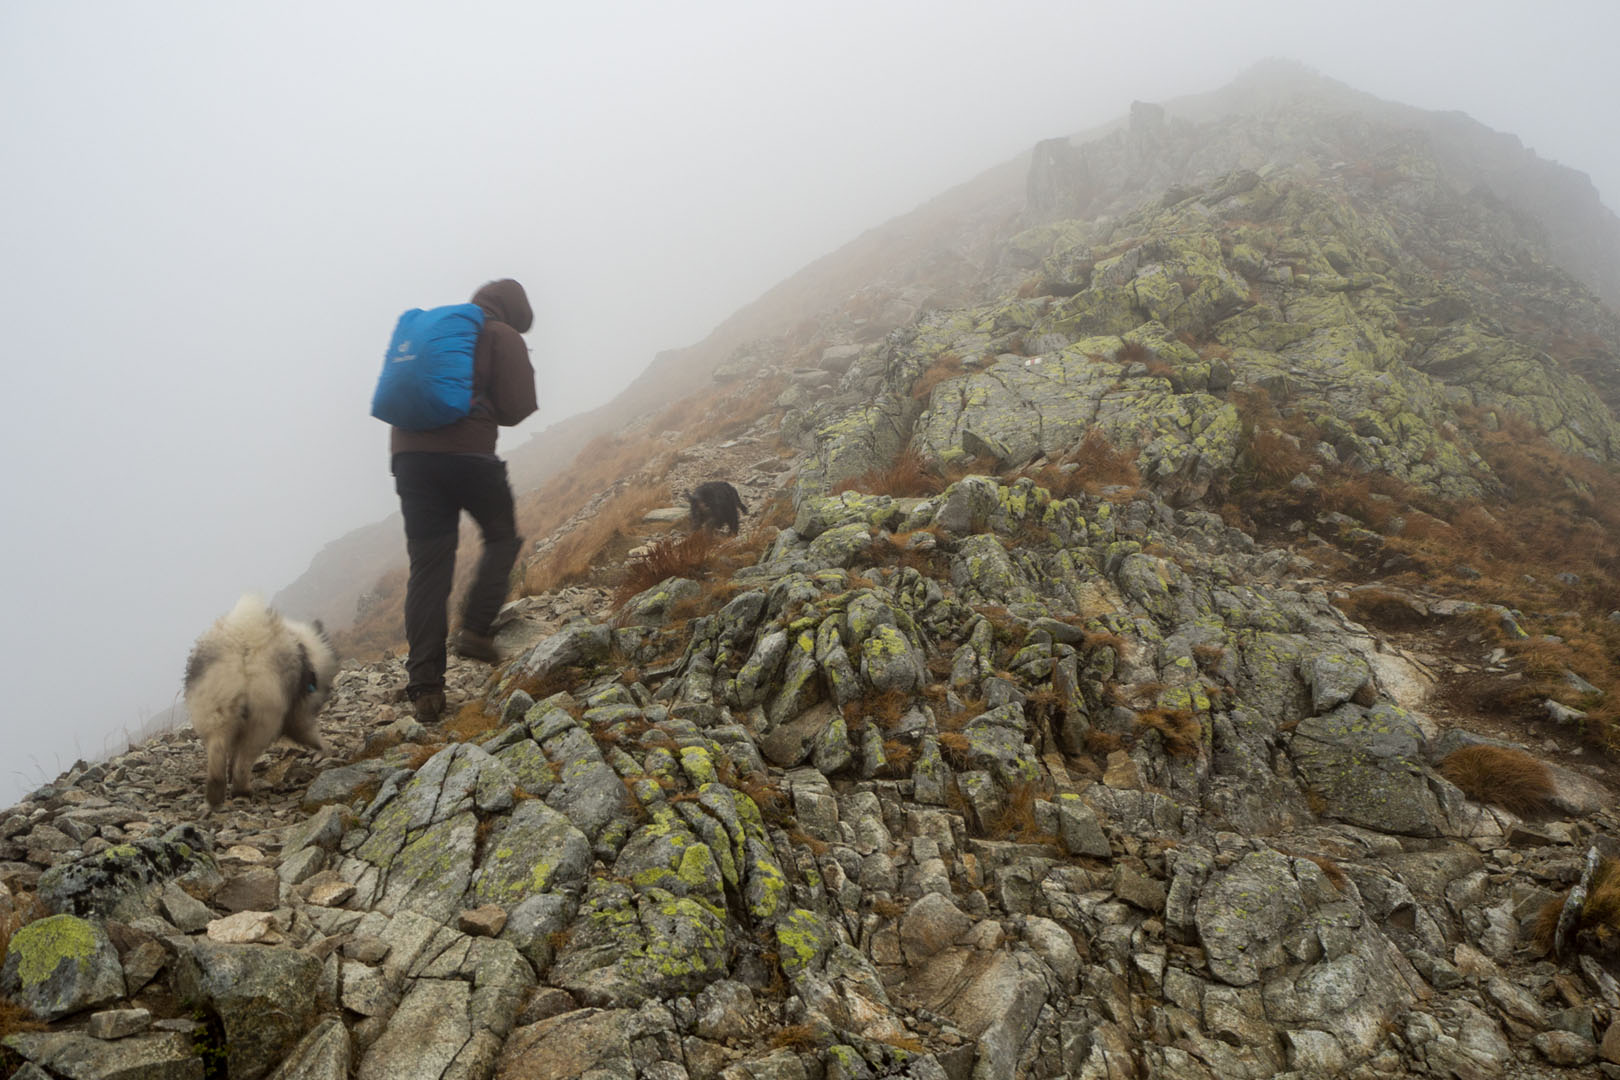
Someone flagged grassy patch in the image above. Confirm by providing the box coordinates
[614,530,722,607]
[1014,429,1141,498]
[1438,744,1556,815]
[1134,708,1202,757]
[911,353,964,401]
[833,445,944,499]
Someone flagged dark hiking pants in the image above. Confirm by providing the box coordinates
[393,452,523,698]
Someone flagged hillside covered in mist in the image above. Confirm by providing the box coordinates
[12,60,1620,1080]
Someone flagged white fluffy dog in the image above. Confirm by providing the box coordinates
[184,594,338,810]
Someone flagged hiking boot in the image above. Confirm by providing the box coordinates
[452,629,501,664]
[410,689,446,725]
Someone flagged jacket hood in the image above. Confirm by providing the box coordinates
[472,279,533,333]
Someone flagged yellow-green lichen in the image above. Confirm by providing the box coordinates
[775,908,828,976]
[12,915,100,988]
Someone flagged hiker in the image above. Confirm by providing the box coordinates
[377,278,537,723]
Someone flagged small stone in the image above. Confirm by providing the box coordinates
[1113,866,1167,913]
[121,940,168,995]
[342,935,391,964]
[206,911,278,944]
[308,882,356,907]
[213,867,281,913]
[223,845,266,863]
[277,846,326,886]
[515,987,577,1027]
[1533,1030,1597,1067]
[1055,795,1111,858]
[87,1007,153,1040]
[159,881,214,933]
[1506,824,1558,848]
[340,961,391,1016]
[1102,751,1141,790]
[900,893,974,961]
[458,905,508,937]
[1601,1019,1620,1063]
[693,979,755,1041]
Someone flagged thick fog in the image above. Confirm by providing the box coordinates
[2,1,1617,804]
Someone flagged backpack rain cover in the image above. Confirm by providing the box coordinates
[371,303,485,430]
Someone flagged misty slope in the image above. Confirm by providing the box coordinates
[15,63,1620,1080]
[274,155,1027,631]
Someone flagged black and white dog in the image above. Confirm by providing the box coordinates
[184,595,338,811]
[687,481,749,535]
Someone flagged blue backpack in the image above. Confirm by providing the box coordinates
[370,303,486,430]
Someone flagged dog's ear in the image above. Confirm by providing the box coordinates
[312,619,327,638]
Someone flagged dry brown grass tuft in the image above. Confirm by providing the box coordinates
[1247,428,1315,486]
[935,698,988,733]
[614,530,722,606]
[1115,340,1151,366]
[936,731,973,768]
[1067,429,1142,490]
[1532,857,1620,955]
[0,997,47,1042]
[443,700,500,742]
[509,666,589,705]
[881,738,918,776]
[1083,729,1122,757]
[1531,891,1565,955]
[843,689,914,731]
[1438,744,1556,816]
[833,445,944,499]
[1017,430,1141,498]
[985,781,1059,845]
[870,897,908,919]
[1135,708,1202,757]
[872,527,950,575]
[734,772,790,825]
[911,353,965,401]
[770,1023,823,1052]
[1298,853,1349,891]
[0,892,47,975]
[1082,628,1127,655]
[666,576,747,625]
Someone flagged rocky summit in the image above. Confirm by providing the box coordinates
[11,63,1620,1080]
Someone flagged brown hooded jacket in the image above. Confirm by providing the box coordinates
[389,278,537,458]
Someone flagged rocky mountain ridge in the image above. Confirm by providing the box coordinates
[4,469,1620,1079]
[10,65,1620,1080]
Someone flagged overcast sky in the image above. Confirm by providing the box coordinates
[2,0,1618,804]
